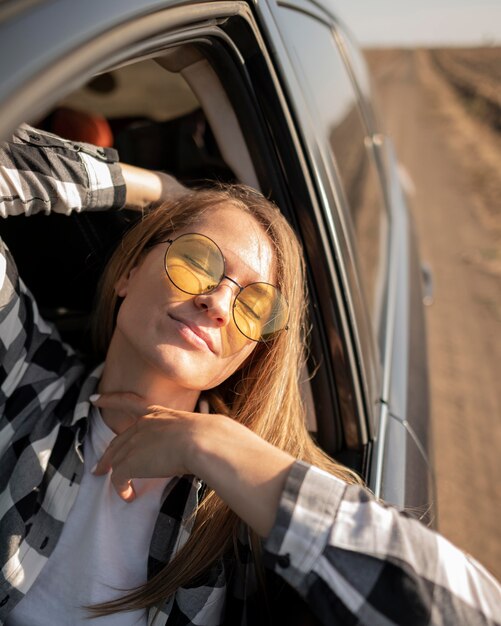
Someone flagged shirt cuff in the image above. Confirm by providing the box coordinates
[264,460,347,594]
[78,150,126,211]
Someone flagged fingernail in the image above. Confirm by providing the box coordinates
[90,394,101,403]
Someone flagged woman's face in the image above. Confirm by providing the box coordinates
[113,204,276,391]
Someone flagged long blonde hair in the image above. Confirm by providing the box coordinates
[90,184,362,615]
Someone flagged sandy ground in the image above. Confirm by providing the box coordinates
[366,49,501,580]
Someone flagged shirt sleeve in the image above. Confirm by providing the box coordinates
[264,461,501,626]
[0,125,121,409]
[0,124,126,217]
[0,238,79,426]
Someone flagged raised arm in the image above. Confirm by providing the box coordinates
[0,124,187,217]
[0,124,125,216]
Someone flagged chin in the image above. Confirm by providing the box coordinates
[147,345,214,390]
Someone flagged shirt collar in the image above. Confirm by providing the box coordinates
[70,362,104,460]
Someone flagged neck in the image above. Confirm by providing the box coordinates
[98,331,200,434]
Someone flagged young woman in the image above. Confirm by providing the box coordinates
[0,126,499,626]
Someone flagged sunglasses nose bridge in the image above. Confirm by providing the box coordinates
[221,274,243,295]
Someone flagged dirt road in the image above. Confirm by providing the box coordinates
[366,49,501,580]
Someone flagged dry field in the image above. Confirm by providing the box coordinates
[364,47,501,580]
[431,47,501,131]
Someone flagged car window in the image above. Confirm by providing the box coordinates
[276,7,389,341]
[334,23,381,132]
[0,2,378,469]
[14,39,330,446]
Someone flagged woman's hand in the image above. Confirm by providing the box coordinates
[92,392,200,501]
[91,392,295,537]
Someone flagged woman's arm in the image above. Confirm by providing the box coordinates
[264,462,501,626]
[0,125,187,217]
[0,124,125,216]
[92,393,501,626]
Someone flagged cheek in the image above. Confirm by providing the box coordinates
[201,341,257,390]
[219,323,253,357]
[114,273,165,333]
[114,295,143,336]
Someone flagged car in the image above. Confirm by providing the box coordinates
[0,0,434,521]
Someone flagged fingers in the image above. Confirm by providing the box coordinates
[92,435,121,476]
[92,429,138,502]
[89,393,200,502]
[89,393,145,502]
[119,481,136,502]
[111,462,137,502]
[89,391,157,488]
[92,421,136,476]
[91,413,171,502]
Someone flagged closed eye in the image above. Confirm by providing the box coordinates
[184,255,211,275]
[237,298,261,321]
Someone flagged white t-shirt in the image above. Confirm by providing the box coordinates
[7,407,171,625]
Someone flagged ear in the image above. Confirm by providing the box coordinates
[114,266,138,298]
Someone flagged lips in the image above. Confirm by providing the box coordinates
[169,315,217,354]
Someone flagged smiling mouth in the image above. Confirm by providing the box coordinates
[169,315,216,354]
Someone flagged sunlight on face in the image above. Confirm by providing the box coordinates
[113,204,278,392]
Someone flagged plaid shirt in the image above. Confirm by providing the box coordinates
[0,126,500,625]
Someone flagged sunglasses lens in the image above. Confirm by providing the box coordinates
[165,234,224,294]
[234,283,288,342]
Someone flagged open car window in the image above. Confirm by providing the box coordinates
[0,12,367,474]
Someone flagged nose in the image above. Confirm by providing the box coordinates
[194,281,237,327]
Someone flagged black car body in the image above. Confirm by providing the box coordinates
[0,0,434,520]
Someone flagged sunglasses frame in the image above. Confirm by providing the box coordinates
[157,232,289,342]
